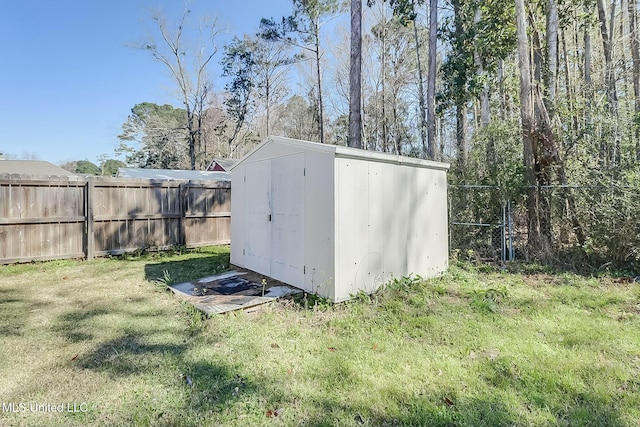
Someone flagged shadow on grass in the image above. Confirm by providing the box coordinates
[0,287,53,337]
[6,251,630,426]
[52,308,110,342]
[19,293,636,427]
[44,300,257,426]
[77,333,187,376]
[0,287,24,337]
[301,389,626,427]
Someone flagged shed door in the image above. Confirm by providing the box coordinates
[243,154,305,287]
[244,160,271,275]
[270,153,305,286]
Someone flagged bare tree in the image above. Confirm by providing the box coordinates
[143,6,219,170]
[252,38,297,137]
[260,0,341,144]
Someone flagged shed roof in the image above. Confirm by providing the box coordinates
[0,160,79,178]
[117,168,230,181]
[231,136,450,171]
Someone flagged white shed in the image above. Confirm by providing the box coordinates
[230,136,450,302]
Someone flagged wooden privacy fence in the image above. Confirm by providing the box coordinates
[0,175,231,264]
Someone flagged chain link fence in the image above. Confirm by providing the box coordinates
[448,185,512,262]
[449,185,640,267]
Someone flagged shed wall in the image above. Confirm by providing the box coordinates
[231,141,336,296]
[302,149,335,298]
[232,137,449,303]
[407,166,449,276]
[230,164,246,266]
[334,156,448,302]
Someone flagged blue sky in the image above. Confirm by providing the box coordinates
[0,0,293,165]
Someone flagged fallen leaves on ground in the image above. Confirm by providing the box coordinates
[265,408,283,418]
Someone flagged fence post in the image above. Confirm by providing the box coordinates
[178,182,186,246]
[501,202,506,263]
[85,177,95,260]
[508,200,514,261]
[448,190,452,256]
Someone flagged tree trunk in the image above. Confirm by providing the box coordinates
[453,0,466,172]
[473,8,490,127]
[186,106,196,170]
[523,3,586,251]
[381,22,389,152]
[554,27,588,246]
[629,0,640,160]
[584,6,592,87]
[561,28,578,133]
[498,59,506,120]
[426,0,438,159]
[584,5,592,129]
[545,0,558,110]
[456,104,467,173]
[314,22,325,144]
[393,101,401,154]
[516,0,543,252]
[611,0,621,164]
[411,0,428,158]
[479,84,490,127]
[530,12,544,85]
[265,79,271,136]
[597,0,618,111]
[481,17,495,163]
[349,0,363,149]
[597,0,619,164]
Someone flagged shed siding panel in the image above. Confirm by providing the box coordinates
[381,163,410,279]
[334,158,370,302]
[270,153,305,287]
[230,164,245,266]
[303,150,335,297]
[364,161,386,291]
[408,168,449,275]
[243,160,272,276]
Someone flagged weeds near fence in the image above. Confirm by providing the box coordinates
[449,184,640,270]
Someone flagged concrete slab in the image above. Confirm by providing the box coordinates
[168,269,301,315]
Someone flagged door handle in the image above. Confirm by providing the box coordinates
[268,214,272,222]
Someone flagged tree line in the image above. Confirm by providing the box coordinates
[114,0,640,263]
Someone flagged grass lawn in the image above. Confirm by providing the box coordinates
[1,246,639,426]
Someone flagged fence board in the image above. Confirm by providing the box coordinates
[0,175,231,264]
